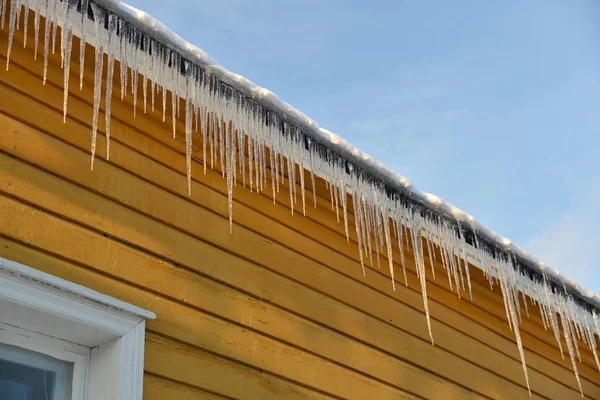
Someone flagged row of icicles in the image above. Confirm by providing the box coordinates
[1,0,599,396]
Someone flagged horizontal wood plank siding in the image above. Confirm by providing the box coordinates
[0,16,597,400]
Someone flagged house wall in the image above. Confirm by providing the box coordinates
[0,16,598,400]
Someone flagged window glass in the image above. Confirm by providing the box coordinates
[0,343,73,400]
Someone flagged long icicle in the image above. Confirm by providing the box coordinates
[90,3,104,170]
[79,0,88,89]
[33,0,40,59]
[22,0,28,48]
[0,0,6,30]
[105,12,116,159]
[5,0,18,70]
[42,0,50,84]
[62,1,74,123]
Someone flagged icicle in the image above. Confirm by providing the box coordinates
[33,0,40,59]
[105,12,116,160]
[219,94,225,176]
[119,19,128,100]
[62,27,73,121]
[248,138,255,192]
[171,52,178,138]
[307,137,317,209]
[588,326,600,373]
[383,212,395,291]
[0,0,6,30]
[13,0,18,30]
[425,235,436,280]
[279,146,285,190]
[373,210,382,269]
[333,171,340,223]
[591,313,600,372]
[209,110,215,169]
[151,80,156,112]
[161,76,167,120]
[186,64,196,196]
[185,99,193,196]
[225,95,234,232]
[22,0,29,48]
[260,112,268,192]
[543,278,565,359]
[521,287,529,318]
[570,317,583,363]
[441,248,454,292]
[284,125,295,215]
[50,0,57,54]
[90,3,105,171]
[131,30,140,117]
[539,302,549,331]
[413,221,434,345]
[62,1,75,123]
[5,0,18,70]
[351,178,366,276]
[79,0,88,90]
[273,152,279,194]
[142,70,148,113]
[175,57,181,118]
[395,215,408,286]
[299,139,307,216]
[497,256,531,396]
[201,77,208,175]
[291,133,298,206]
[457,224,472,299]
[237,97,246,189]
[457,253,466,294]
[60,0,67,68]
[363,200,374,267]
[560,300,584,397]
[42,0,50,84]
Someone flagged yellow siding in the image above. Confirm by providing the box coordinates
[0,17,598,399]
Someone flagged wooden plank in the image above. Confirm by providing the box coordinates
[0,131,586,399]
[2,36,591,381]
[2,23,596,375]
[144,333,340,400]
[0,238,339,400]
[0,94,596,400]
[144,374,229,400]
[0,200,463,399]
[0,183,482,398]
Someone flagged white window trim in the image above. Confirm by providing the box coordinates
[0,257,156,400]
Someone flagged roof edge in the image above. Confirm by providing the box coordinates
[110,1,599,310]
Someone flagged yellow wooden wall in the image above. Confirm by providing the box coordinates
[0,16,598,400]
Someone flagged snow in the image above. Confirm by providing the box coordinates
[3,0,600,395]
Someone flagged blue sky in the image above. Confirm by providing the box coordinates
[126,0,600,293]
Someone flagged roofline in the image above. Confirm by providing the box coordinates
[101,0,599,311]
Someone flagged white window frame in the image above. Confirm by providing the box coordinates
[0,257,156,400]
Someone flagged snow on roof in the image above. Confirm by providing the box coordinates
[3,0,599,394]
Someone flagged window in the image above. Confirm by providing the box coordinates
[0,258,155,400]
[0,340,77,400]
[0,328,82,400]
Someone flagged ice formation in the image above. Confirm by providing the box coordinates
[1,0,599,395]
